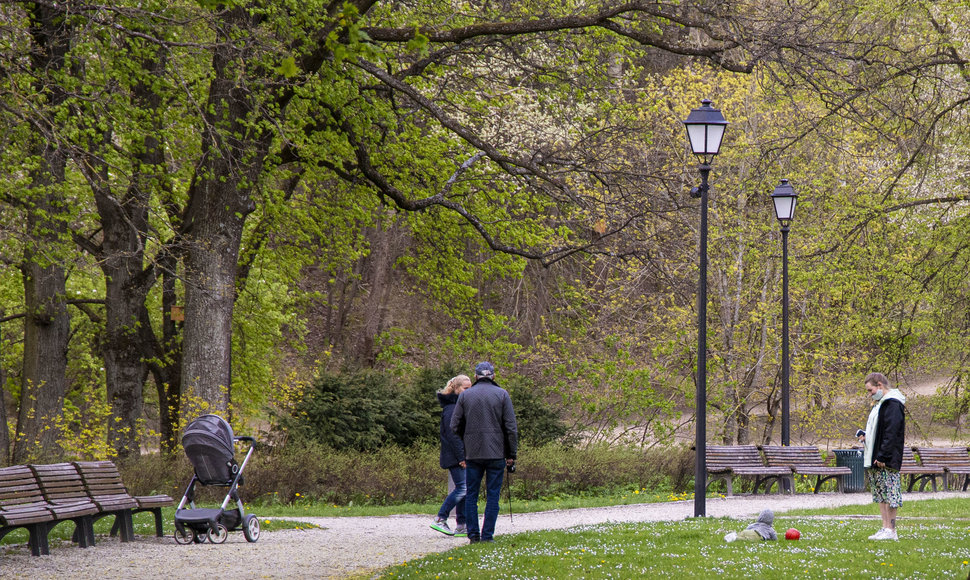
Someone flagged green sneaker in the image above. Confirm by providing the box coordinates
[430,518,454,535]
[453,524,467,537]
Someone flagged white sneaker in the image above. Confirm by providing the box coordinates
[868,528,894,540]
[724,532,737,543]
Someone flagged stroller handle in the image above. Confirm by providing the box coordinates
[234,436,255,443]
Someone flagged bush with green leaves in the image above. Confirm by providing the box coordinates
[282,365,570,451]
[193,440,692,506]
[283,369,437,451]
[503,375,571,446]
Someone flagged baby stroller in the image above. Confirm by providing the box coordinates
[174,414,260,544]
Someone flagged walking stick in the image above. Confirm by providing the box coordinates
[506,463,515,523]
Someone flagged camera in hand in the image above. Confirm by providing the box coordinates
[507,462,516,473]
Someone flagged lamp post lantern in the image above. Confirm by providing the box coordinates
[682,99,728,518]
[771,178,798,446]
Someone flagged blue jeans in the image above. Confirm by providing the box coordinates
[436,466,466,525]
[464,458,505,541]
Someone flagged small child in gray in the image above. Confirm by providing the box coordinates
[724,509,778,542]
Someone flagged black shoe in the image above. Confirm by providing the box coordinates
[468,536,480,544]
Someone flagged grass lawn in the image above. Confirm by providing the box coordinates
[377,498,970,579]
[259,487,696,518]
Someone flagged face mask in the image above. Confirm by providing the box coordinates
[871,390,884,401]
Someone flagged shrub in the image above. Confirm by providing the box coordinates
[221,441,693,505]
[240,440,443,505]
[118,453,193,502]
[283,369,438,451]
[513,443,692,499]
[118,441,693,507]
[503,376,571,446]
[279,365,572,452]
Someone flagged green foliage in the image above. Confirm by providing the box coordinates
[929,388,970,424]
[504,375,571,446]
[284,369,436,451]
[231,249,310,419]
[280,365,570,454]
[5,0,970,461]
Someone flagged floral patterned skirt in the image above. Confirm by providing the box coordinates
[865,467,903,508]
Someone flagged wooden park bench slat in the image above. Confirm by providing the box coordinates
[900,447,945,492]
[914,447,970,491]
[0,465,56,556]
[74,461,174,538]
[761,446,851,493]
[31,463,117,544]
[28,463,99,548]
[0,461,175,557]
[705,445,792,496]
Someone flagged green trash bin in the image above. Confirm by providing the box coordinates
[834,449,865,492]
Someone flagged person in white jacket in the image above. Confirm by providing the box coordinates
[858,372,905,541]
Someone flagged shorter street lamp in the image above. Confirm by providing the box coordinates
[771,178,798,447]
[682,99,728,518]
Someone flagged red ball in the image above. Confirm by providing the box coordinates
[785,528,800,540]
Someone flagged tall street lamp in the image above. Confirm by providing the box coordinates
[771,178,798,446]
[683,99,728,518]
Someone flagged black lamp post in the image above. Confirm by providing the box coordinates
[771,179,798,446]
[683,99,728,518]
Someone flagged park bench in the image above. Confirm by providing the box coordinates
[760,445,852,493]
[0,464,97,556]
[0,465,57,556]
[0,461,174,557]
[705,445,792,496]
[900,447,945,492]
[914,447,970,491]
[32,462,138,542]
[74,460,173,538]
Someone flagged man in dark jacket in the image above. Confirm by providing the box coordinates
[450,361,517,543]
[860,372,905,541]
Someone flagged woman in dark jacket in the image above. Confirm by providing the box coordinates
[430,374,470,536]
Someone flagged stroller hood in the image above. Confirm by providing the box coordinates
[182,414,238,484]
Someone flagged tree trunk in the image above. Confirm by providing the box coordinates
[16,231,70,463]
[93,152,155,457]
[179,9,264,415]
[353,221,403,366]
[101,278,148,457]
[0,313,9,465]
[12,0,74,466]
[92,42,169,457]
[152,253,183,454]
[181,180,250,415]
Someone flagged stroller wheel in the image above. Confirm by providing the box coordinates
[174,527,194,545]
[207,523,229,544]
[243,514,260,543]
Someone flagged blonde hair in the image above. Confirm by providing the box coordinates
[440,374,471,395]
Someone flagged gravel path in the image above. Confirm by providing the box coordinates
[3,490,966,579]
